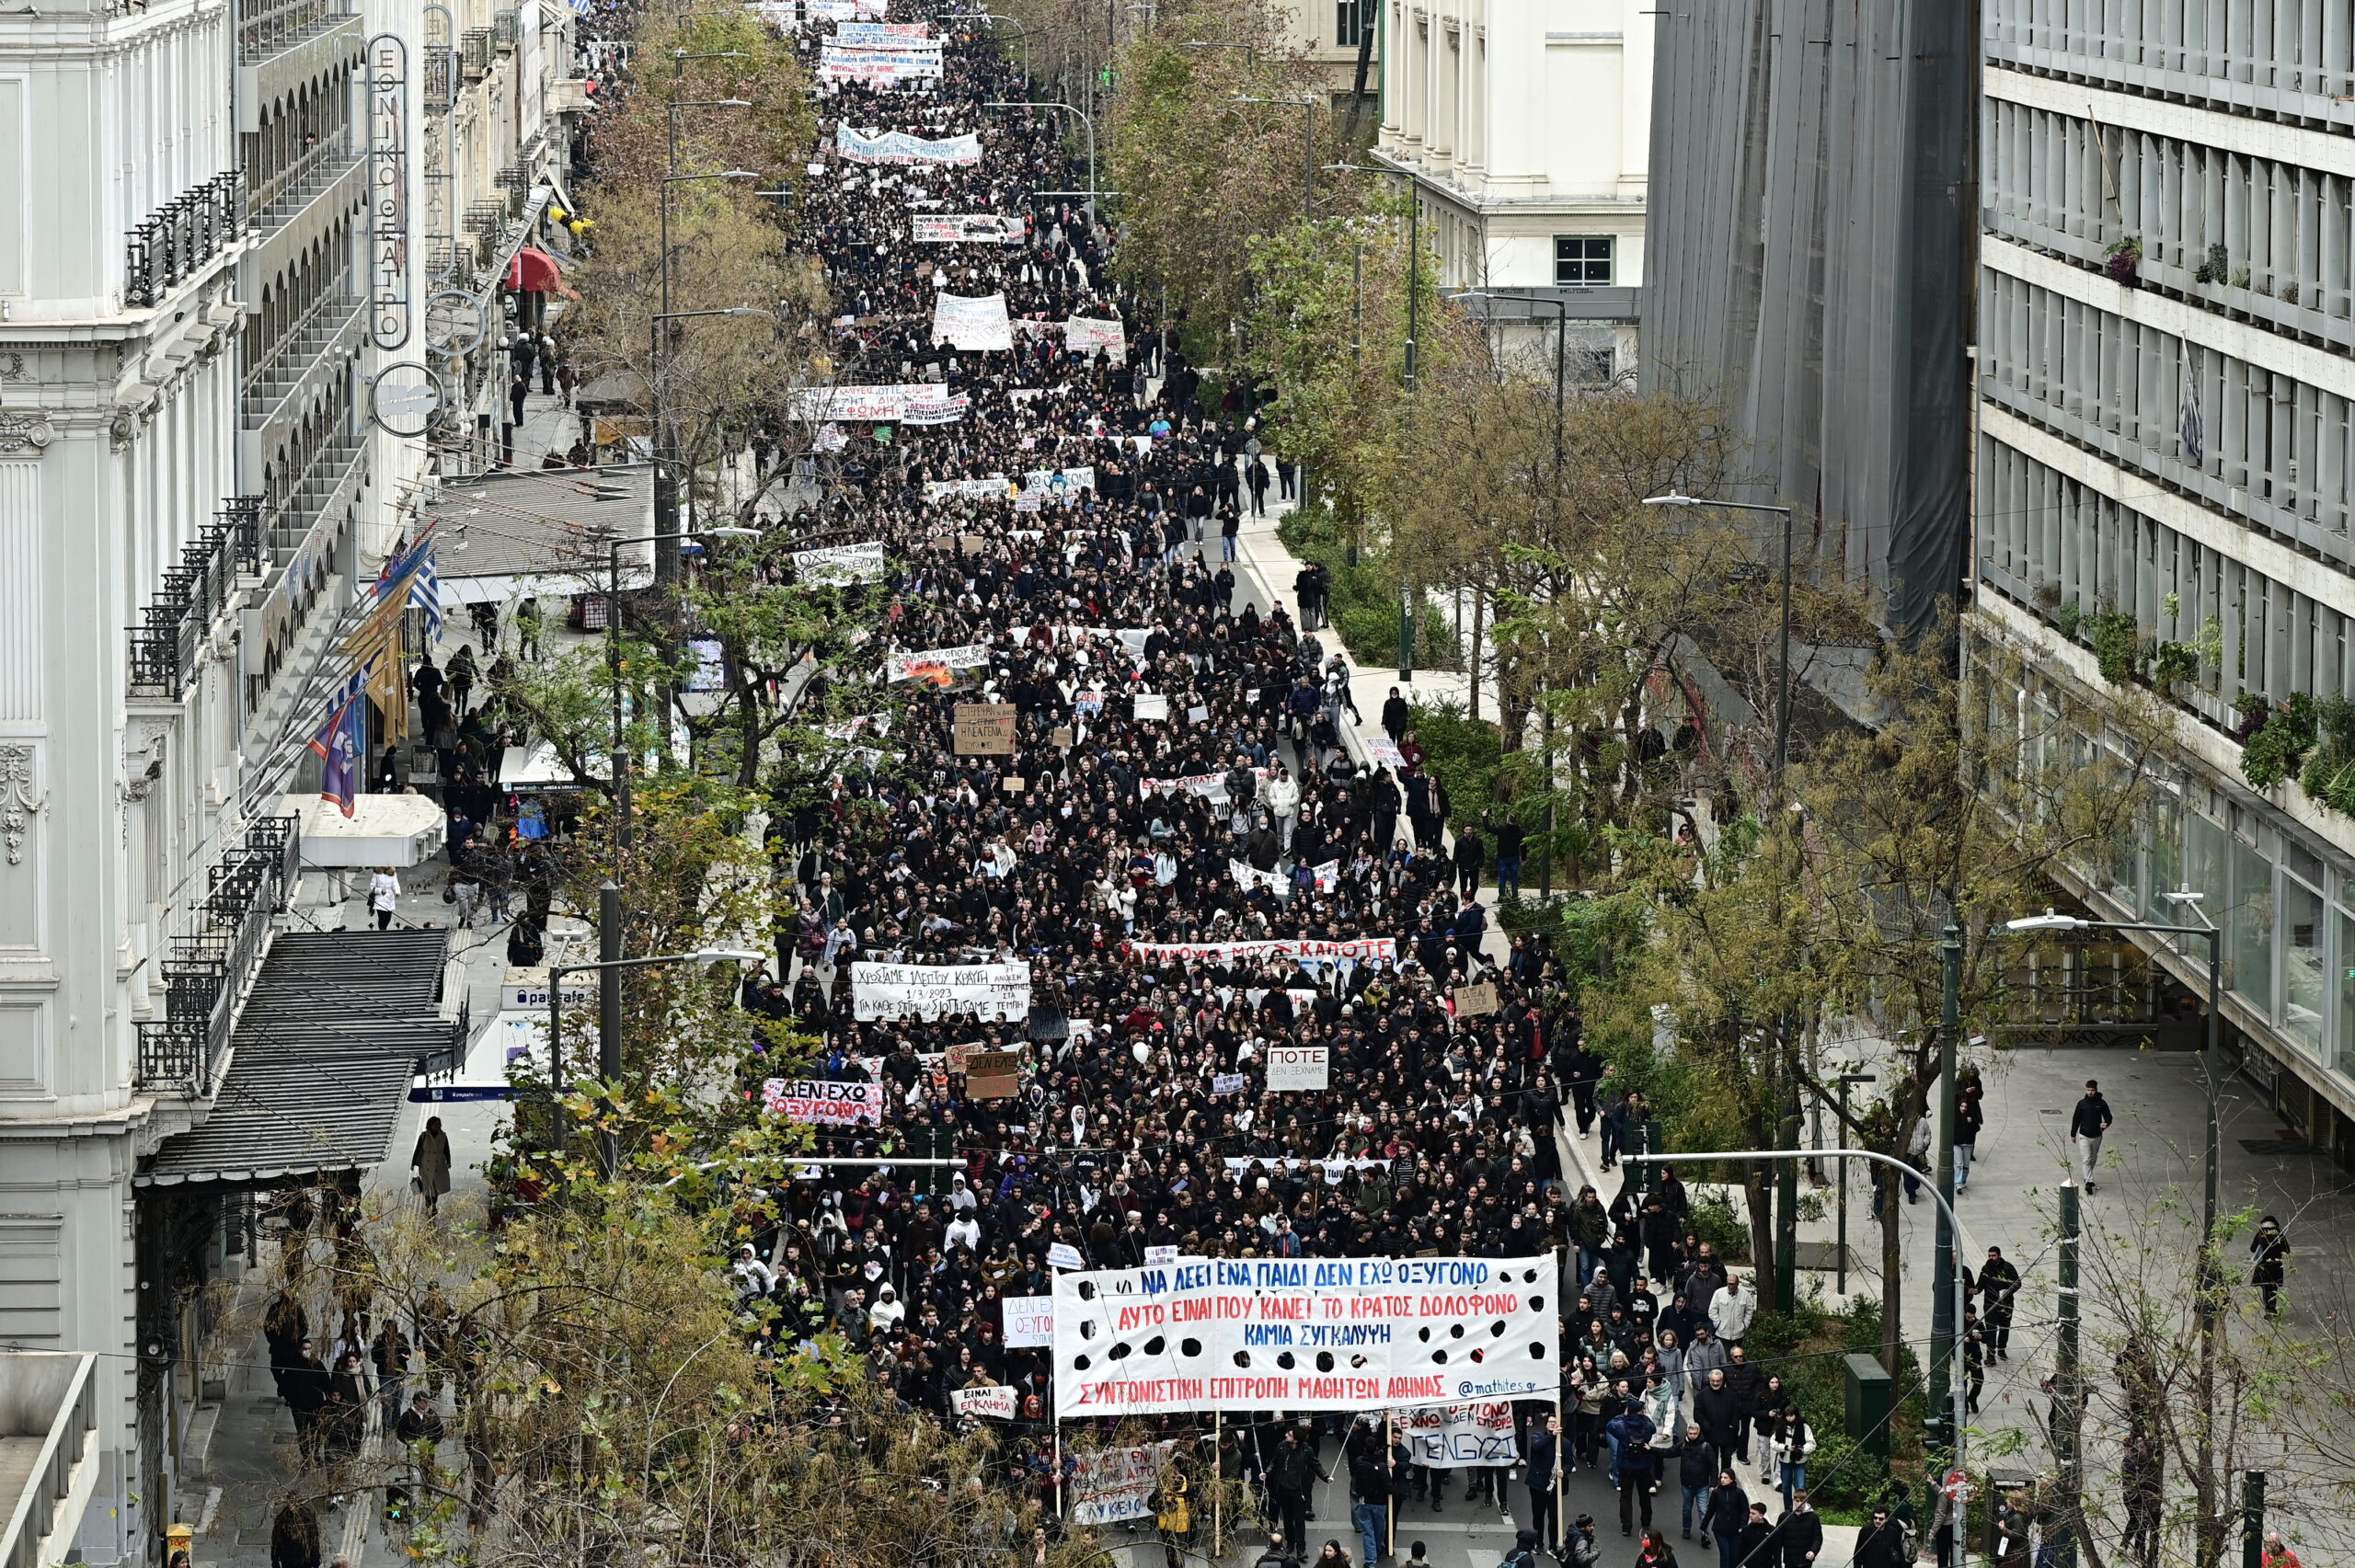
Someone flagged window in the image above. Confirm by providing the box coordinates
[1555,235,1614,286]
[1336,0,1363,47]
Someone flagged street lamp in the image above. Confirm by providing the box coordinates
[1644,490,1798,799]
[605,518,763,862]
[961,11,1031,81]
[550,912,765,1176]
[984,100,1097,205]
[1233,94,1317,218]
[1179,38,1254,66]
[670,47,745,76]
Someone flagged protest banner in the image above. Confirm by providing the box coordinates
[1068,1443,1173,1525]
[789,383,960,422]
[1132,693,1169,721]
[817,40,944,84]
[1048,1242,1085,1271]
[835,124,980,164]
[1231,859,1289,895]
[1453,981,1499,1017]
[821,712,891,740]
[1145,1245,1180,1267]
[850,960,1031,1021]
[1211,1071,1246,1096]
[1051,1256,1557,1416]
[1364,737,1407,771]
[1063,315,1127,363]
[834,19,931,38]
[913,214,1024,243]
[1139,767,1269,805]
[1221,1156,1392,1184]
[951,703,1017,754]
[884,643,991,681]
[931,290,1014,350]
[1311,859,1341,892]
[950,1383,1018,1420]
[962,1047,1023,1098]
[792,540,887,584]
[760,1079,884,1127]
[1004,1295,1055,1346]
[1390,1402,1521,1467]
[1265,1044,1329,1091]
[924,475,1010,500]
[1128,935,1399,966]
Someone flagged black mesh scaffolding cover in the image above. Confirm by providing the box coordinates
[1642,0,1970,637]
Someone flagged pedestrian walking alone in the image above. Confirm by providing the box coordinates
[2069,1078,2113,1190]
[411,1116,453,1216]
[2250,1214,2289,1316]
[368,866,399,930]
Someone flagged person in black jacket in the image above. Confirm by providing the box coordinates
[281,1338,331,1463]
[2069,1078,2114,1191]
[1730,1503,1775,1568]
[1381,686,1410,743]
[1851,1506,1908,1568]
[1525,1413,1561,1553]
[1773,1494,1823,1568]
[1701,1473,1750,1568]
[2250,1214,2290,1316]
[1671,1425,1718,1542]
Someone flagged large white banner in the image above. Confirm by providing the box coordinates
[835,124,981,165]
[1231,858,1290,896]
[789,383,962,422]
[850,960,1031,1021]
[834,20,929,39]
[1063,315,1127,364]
[932,291,1015,350]
[1141,768,1267,806]
[925,475,1011,501]
[1021,464,1096,495]
[1054,1256,1557,1416]
[884,643,992,681]
[1129,936,1400,966]
[1264,1044,1329,1091]
[793,541,887,584]
[1069,1443,1173,1525]
[818,40,944,84]
[1392,1402,1522,1467]
[915,214,1024,243]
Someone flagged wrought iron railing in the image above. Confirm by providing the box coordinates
[236,0,352,64]
[128,499,266,700]
[460,27,493,72]
[133,816,301,1096]
[123,172,246,310]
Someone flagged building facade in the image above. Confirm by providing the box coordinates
[1374,0,1647,382]
[1970,4,2355,1156]
[0,0,571,1550]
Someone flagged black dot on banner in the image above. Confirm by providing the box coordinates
[1079,1322,1097,1341]
[1144,1336,1166,1356]
[1074,1355,1092,1371]
[1076,1282,1097,1301]
[1418,1326,1432,1343]
[1234,1351,1252,1368]
[1530,1343,1548,1360]
[1432,1350,1449,1365]
[1315,1352,1335,1372]
[1470,1348,1486,1363]
[1531,1296,1546,1313]
[1181,1339,1202,1357]
[1490,1321,1508,1338]
[1109,1342,1132,1361]
[1449,1323,1465,1339]
[1277,1352,1296,1370]
[1524,1268,1541,1284]
[1350,1355,1368,1368]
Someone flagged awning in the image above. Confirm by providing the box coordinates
[412,1010,553,1103]
[281,792,447,868]
[507,246,564,294]
[138,929,454,1188]
[500,740,608,787]
[422,464,655,602]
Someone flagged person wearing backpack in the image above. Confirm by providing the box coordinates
[1605,1403,1658,1535]
[1498,1528,1543,1568]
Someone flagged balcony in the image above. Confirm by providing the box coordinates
[128,500,265,702]
[133,817,301,1096]
[241,290,362,435]
[249,136,362,237]
[0,1354,98,1568]
[263,429,367,565]
[236,0,352,66]
[124,172,246,311]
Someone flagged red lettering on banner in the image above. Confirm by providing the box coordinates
[1387,1376,1446,1400]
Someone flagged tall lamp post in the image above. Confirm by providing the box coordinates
[549,927,764,1176]
[2006,900,2225,1550]
[983,100,1097,207]
[1642,491,1798,799]
[603,519,762,860]
[654,170,761,572]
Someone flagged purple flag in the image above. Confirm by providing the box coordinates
[310,694,364,818]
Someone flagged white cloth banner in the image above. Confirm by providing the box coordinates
[793,541,887,583]
[1004,1295,1055,1346]
[761,1078,884,1126]
[901,394,970,424]
[834,20,929,38]
[821,712,891,739]
[1264,1044,1329,1090]
[1069,1443,1174,1525]
[1143,768,1267,806]
[1021,465,1097,495]
[850,960,1031,1021]
[818,42,944,83]
[914,214,1024,243]
[884,643,992,681]
[1052,1256,1558,1416]
[1063,315,1127,364]
[790,383,960,422]
[1221,1157,1392,1184]
[1129,936,1400,966]
[950,1383,1018,1419]
[925,475,1012,500]
[835,124,981,165]
[1231,858,1290,895]
[932,290,1015,350]
[1391,1402,1522,1467]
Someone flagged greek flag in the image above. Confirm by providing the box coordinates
[375,528,443,641]
[2178,349,2205,468]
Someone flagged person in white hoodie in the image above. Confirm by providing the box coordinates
[1264,763,1302,852]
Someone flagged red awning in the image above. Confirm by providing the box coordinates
[507,246,563,293]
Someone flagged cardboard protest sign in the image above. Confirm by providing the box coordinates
[963,1047,1023,1098]
[952,703,1017,754]
[1453,982,1499,1017]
